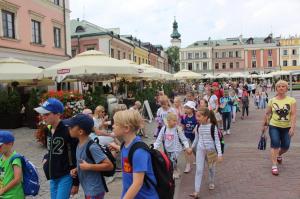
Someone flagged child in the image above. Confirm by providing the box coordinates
[112,110,159,199]
[241,87,249,119]
[199,99,208,109]
[173,96,185,124]
[254,91,260,109]
[0,131,24,199]
[260,90,267,109]
[187,108,223,198]
[155,95,176,137]
[220,90,233,135]
[154,112,190,179]
[229,90,239,122]
[181,101,197,173]
[68,114,114,199]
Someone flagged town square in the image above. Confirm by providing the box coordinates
[0,0,299,199]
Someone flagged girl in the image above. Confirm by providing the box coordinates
[155,95,176,137]
[173,96,185,124]
[241,87,249,119]
[229,90,239,123]
[199,99,208,109]
[220,90,233,135]
[154,112,190,179]
[254,91,260,109]
[181,101,197,173]
[187,108,223,198]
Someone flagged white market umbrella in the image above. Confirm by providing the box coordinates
[271,70,290,76]
[173,69,203,80]
[140,64,173,80]
[202,73,215,79]
[0,58,43,81]
[43,50,144,80]
[230,72,247,78]
[249,74,260,78]
[215,73,230,79]
[261,73,273,78]
[119,60,158,79]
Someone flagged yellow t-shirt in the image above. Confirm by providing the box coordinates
[268,96,296,128]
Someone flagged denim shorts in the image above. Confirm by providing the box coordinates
[269,125,291,149]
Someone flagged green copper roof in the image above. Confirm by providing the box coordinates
[70,19,109,36]
[171,20,181,39]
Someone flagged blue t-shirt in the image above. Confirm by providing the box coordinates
[181,114,197,141]
[76,139,107,196]
[121,136,159,199]
[220,97,232,113]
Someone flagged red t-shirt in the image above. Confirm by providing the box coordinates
[214,89,224,104]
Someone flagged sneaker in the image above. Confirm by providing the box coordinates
[277,156,283,164]
[223,131,227,136]
[227,130,231,135]
[271,166,279,176]
[184,164,191,173]
[173,172,180,179]
[209,183,215,190]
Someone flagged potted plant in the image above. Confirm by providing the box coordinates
[26,89,40,129]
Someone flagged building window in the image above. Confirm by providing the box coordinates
[71,49,77,57]
[142,58,144,63]
[86,47,94,51]
[195,53,199,59]
[293,60,297,66]
[222,52,226,58]
[53,27,61,48]
[235,51,239,58]
[32,20,42,44]
[188,53,193,59]
[123,52,126,59]
[54,0,60,5]
[215,52,219,58]
[2,10,15,39]
[230,62,233,69]
[292,49,297,55]
[188,63,193,70]
[196,63,199,71]
[229,51,233,58]
[203,52,207,58]
[138,57,141,64]
[252,50,256,58]
[203,62,208,70]
[283,50,288,55]
[236,62,239,68]
[117,50,120,60]
[222,63,226,69]
[268,49,272,57]
[129,54,131,60]
[111,49,114,58]
[148,60,150,65]
[252,61,256,68]
[215,63,219,70]
[283,60,288,66]
[268,61,272,67]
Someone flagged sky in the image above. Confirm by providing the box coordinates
[70,0,300,48]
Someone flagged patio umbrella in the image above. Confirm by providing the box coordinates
[261,73,273,78]
[230,72,247,78]
[140,64,173,80]
[173,69,203,79]
[201,73,215,79]
[119,60,158,79]
[215,73,230,79]
[43,50,144,80]
[249,74,260,78]
[0,58,43,81]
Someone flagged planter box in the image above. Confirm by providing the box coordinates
[0,114,22,129]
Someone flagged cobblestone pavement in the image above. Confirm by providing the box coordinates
[175,91,300,199]
[8,91,300,199]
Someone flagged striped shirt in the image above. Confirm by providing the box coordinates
[192,124,222,156]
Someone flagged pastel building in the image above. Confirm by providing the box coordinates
[279,37,300,71]
[0,0,71,67]
[243,34,280,73]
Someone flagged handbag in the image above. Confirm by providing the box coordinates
[206,150,218,165]
[258,133,267,150]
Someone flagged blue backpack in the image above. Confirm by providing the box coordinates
[10,154,40,196]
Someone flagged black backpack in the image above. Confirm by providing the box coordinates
[121,141,175,199]
[86,139,116,192]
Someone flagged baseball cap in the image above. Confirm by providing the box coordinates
[184,101,197,110]
[64,114,94,134]
[0,131,15,145]
[212,82,219,87]
[34,98,64,114]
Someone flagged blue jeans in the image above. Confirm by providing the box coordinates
[222,112,231,131]
[50,174,73,199]
[269,125,291,149]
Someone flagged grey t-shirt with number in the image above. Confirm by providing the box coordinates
[76,139,107,196]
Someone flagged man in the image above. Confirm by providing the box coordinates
[35,98,79,199]
[212,82,224,104]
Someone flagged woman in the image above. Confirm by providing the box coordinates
[220,90,233,135]
[262,80,297,176]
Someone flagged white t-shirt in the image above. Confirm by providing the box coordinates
[238,88,243,98]
[93,117,103,130]
[156,107,176,126]
[204,94,218,110]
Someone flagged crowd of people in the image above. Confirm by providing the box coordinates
[0,79,297,199]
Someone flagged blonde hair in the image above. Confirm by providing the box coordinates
[113,110,143,131]
[94,105,105,118]
[112,104,128,116]
[159,95,169,105]
[166,112,178,122]
[174,96,181,104]
[275,80,288,91]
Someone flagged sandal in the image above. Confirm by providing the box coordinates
[189,192,199,198]
[271,166,279,176]
[277,156,282,164]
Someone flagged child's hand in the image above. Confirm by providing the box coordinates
[79,160,91,171]
[108,142,120,152]
[70,168,77,178]
[217,156,223,163]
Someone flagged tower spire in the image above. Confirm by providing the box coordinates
[170,17,181,47]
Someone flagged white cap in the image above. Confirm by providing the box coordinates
[184,101,197,110]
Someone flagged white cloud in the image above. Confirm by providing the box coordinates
[70,0,300,48]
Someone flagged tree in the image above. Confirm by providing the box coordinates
[165,46,180,72]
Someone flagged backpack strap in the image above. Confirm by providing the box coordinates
[210,124,218,152]
[9,153,23,165]
[175,127,184,147]
[85,140,109,193]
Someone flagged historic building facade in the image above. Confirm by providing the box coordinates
[279,36,300,71]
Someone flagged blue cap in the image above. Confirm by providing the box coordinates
[64,114,94,134]
[0,131,15,145]
[34,98,64,114]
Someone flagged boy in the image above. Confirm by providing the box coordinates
[112,110,159,199]
[0,131,24,199]
[67,114,114,199]
[34,98,79,199]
